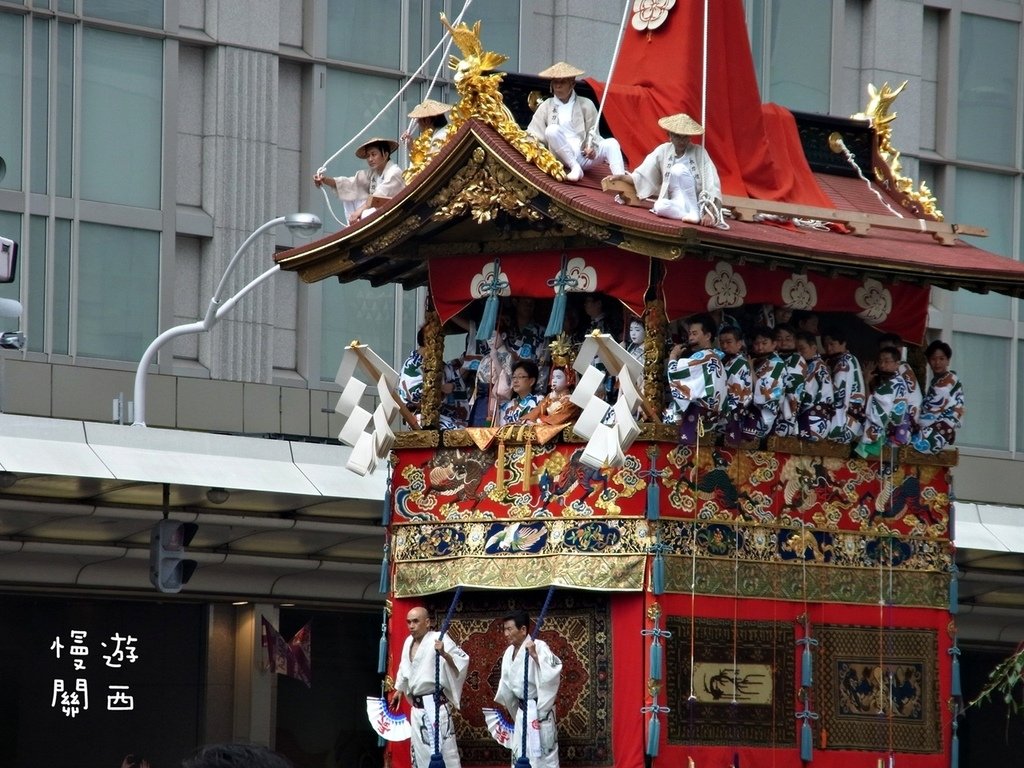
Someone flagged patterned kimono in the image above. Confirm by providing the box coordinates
[899,361,923,425]
[798,354,835,441]
[856,372,910,458]
[772,350,808,437]
[827,351,866,443]
[719,352,753,434]
[912,370,964,453]
[499,393,541,426]
[667,347,726,444]
[398,349,424,408]
[730,353,785,442]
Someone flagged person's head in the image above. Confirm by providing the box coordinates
[687,314,716,349]
[719,326,743,357]
[416,325,427,351]
[405,606,432,641]
[658,113,703,155]
[925,340,952,373]
[795,311,820,334]
[511,360,539,397]
[583,293,605,319]
[795,331,818,360]
[773,306,794,325]
[773,323,796,352]
[822,327,848,355]
[513,296,536,323]
[502,610,531,647]
[538,61,583,102]
[877,332,903,351]
[549,365,575,394]
[182,744,293,768]
[355,137,398,173]
[408,98,452,134]
[750,326,776,356]
[628,317,645,345]
[877,346,902,375]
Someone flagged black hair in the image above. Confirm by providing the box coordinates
[751,325,775,342]
[878,332,902,347]
[795,330,818,348]
[503,610,530,632]
[687,313,717,338]
[878,346,902,363]
[821,326,848,345]
[513,359,539,381]
[925,339,952,360]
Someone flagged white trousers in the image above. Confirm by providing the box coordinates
[652,162,699,223]
[410,698,461,768]
[543,124,625,176]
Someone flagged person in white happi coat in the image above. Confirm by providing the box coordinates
[621,113,723,226]
[390,606,470,768]
[495,610,563,768]
[527,61,625,182]
[313,137,405,224]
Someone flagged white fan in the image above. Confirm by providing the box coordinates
[366,696,412,742]
[482,707,515,749]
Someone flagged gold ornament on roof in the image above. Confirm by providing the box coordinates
[548,334,574,367]
[405,14,566,183]
[852,81,943,221]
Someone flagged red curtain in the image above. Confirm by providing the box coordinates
[428,249,650,324]
[586,0,835,207]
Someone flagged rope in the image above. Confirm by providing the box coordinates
[431,585,464,764]
[700,0,709,133]
[517,586,557,768]
[831,134,906,218]
[316,0,476,225]
[590,0,632,150]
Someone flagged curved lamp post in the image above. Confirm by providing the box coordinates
[132,212,321,427]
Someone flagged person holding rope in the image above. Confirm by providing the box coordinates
[495,609,562,768]
[313,137,405,225]
[402,98,453,150]
[391,606,470,768]
[527,61,625,183]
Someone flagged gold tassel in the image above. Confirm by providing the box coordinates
[523,433,533,491]
[496,436,506,493]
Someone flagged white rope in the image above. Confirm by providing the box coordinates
[831,135,905,218]
[590,0,632,151]
[316,0,475,225]
[700,0,709,132]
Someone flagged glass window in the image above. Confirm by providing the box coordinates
[766,0,832,112]
[0,13,25,192]
[952,169,1014,318]
[30,19,48,194]
[76,223,159,361]
[471,0,521,72]
[957,14,1019,166]
[56,21,73,198]
[320,281,398,382]
[53,218,70,355]
[327,0,402,68]
[27,216,46,353]
[954,331,1007,450]
[81,28,163,209]
[82,0,163,29]
[920,9,941,153]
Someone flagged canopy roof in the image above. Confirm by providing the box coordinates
[277,119,1024,303]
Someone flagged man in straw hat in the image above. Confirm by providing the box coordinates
[612,113,723,226]
[313,137,405,224]
[402,98,453,150]
[527,61,625,183]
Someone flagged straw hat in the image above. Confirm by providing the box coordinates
[657,113,704,136]
[537,61,585,79]
[355,137,400,158]
[408,99,453,119]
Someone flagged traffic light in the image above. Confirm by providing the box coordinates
[149,520,198,593]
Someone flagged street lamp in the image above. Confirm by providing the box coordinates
[132,212,321,427]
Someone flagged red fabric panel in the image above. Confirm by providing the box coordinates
[661,259,930,343]
[428,249,650,325]
[611,593,647,768]
[586,0,835,207]
[386,595,416,768]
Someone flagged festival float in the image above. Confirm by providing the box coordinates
[277,2,1024,767]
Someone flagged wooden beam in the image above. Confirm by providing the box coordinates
[721,194,985,246]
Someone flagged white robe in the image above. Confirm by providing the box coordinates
[495,639,562,768]
[630,141,722,219]
[395,631,470,768]
[330,161,405,220]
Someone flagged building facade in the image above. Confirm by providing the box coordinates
[0,0,1022,764]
